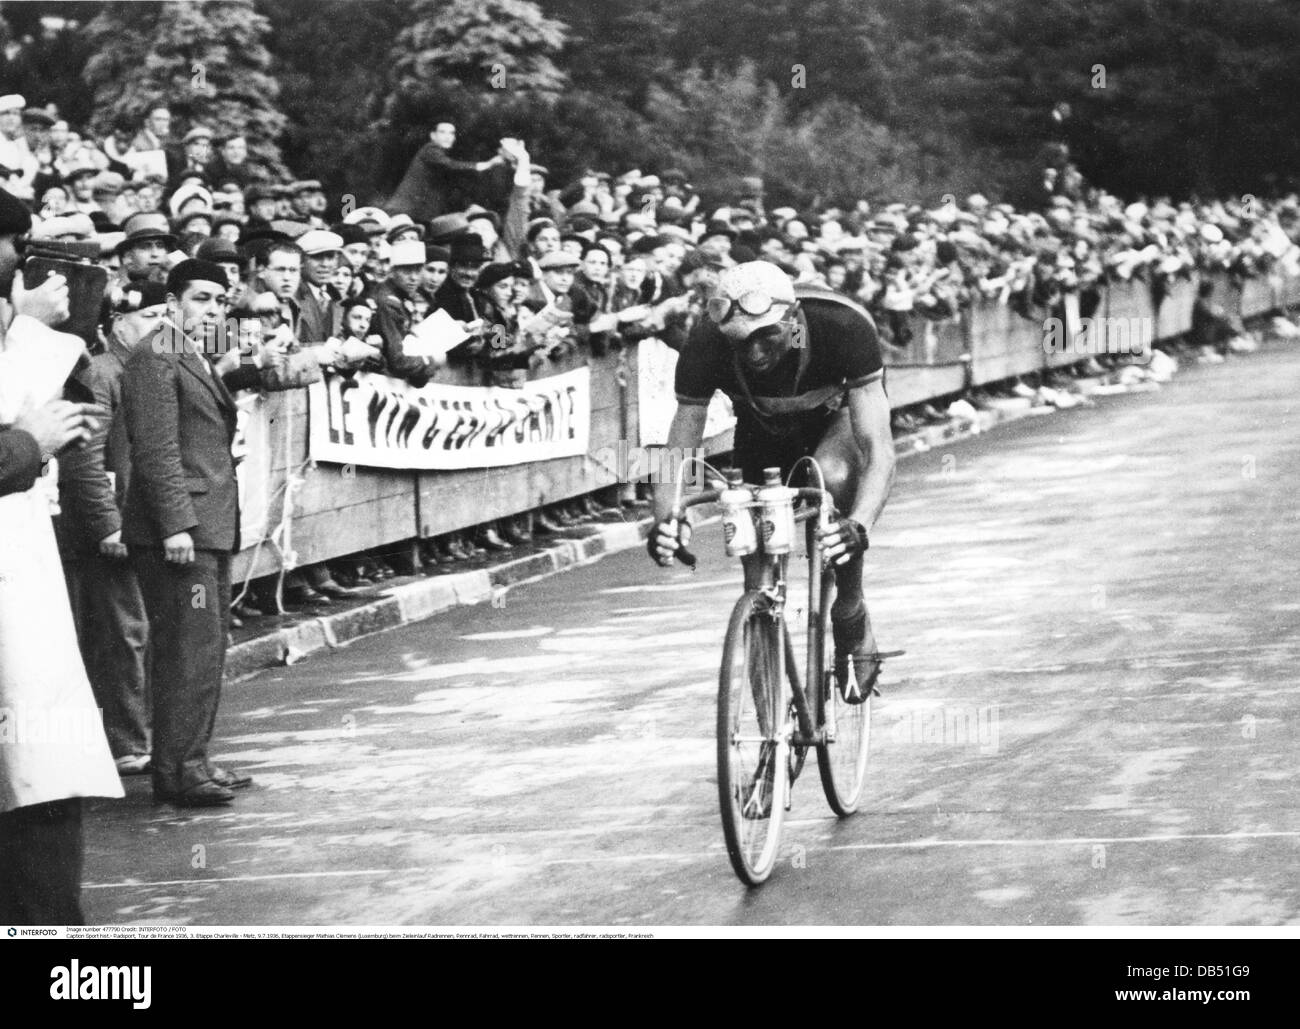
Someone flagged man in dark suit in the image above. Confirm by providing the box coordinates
[121,259,252,807]
[387,121,503,222]
[56,283,167,775]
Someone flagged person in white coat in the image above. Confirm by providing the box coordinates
[0,187,123,924]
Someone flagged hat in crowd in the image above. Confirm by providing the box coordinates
[195,237,240,264]
[680,244,728,274]
[342,206,390,231]
[386,213,425,241]
[424,243,451,264]
[449,236,487,265]
[30,213,96,241]
[657,224,692,243]
[62,164,99,185]
[270,219,311,239]
[567,200,600,220]
[341,295,377,314]
[0,95,26,113]
[770,207,797,223]
[291,179,323,194]
[538,250,580,270]
[116,211,177,255]
[183,126,214,144]
[703,219,737,240]
[427,212,471,244]
[526,217,557,240]
[297,229,344,256]
[331,222,371,248]
[240,226,291,247]
[23,108,54,127]
[661,168,688,185]
[174,208,214,233]
[617,169,641,185]
[464,205,502,232]
[0,187,32,235]
[169,180,213,218]
[245,183,278,204]
[476,261,519,291]
[165,258,228,296]
[390,239,426,267]
[111,280,169,314]
[93,171,126,200]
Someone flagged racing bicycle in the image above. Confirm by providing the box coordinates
[668,460,901,886]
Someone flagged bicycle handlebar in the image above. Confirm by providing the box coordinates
[664,485,836,568]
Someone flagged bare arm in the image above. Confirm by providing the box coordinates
[844,378,895,531]
[651,402,709,523]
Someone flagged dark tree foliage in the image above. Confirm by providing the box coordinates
[3,0,1300,207]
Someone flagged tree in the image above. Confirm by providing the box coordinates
[385,0,568,102]
[82,0,288,179]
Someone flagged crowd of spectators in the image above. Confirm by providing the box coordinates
[4,89,1300,899]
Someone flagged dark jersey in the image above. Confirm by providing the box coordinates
[674,287,884,448]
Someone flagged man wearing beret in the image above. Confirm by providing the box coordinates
[388,120,505,222]
[121,259,254,806]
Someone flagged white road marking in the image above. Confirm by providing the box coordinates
[84,828,1300,887]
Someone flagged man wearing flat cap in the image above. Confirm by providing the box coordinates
[121,258,254,807]
[116,211,177,286]
[165,125,213,186]
[295,229,345,342]
[289,180,328,229]
[388,120,505,222]
[367,238,437,384]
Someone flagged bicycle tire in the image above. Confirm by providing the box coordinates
[717,589,791,886]
[816,575,873,815]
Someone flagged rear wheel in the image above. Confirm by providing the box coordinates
[717,590,791,886]
[816,576,873,815]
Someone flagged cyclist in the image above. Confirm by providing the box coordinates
[648,260,896,701]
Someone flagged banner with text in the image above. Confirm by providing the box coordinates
[308,367,591,470]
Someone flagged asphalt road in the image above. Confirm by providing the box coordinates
[83,341,1300,926]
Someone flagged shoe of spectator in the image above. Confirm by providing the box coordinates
[315,578,355,599]
[232,599,262,620]
[115,754,151,776]
[919,403,948,424]
[285,584,331,606]
[502,517,532,545]
[533,510,562,533]
[447,534,474,560]
[209,766,253,790]
[229,610,243,629]
[477,524,513,551]
[156,781,234,807]
[563,500,590,523]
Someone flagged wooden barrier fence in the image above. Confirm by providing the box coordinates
[233,270,1299,581]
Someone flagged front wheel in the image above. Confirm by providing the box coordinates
[717,590,791,886]
[816,576,873,815]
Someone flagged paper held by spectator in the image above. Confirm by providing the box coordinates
[0,318,86,421]
[403,308,470,360]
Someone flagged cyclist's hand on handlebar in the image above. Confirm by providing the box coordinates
[647,516,692,567]
[817,516,868,566]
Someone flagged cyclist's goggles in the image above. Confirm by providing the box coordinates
[706,290,788,325]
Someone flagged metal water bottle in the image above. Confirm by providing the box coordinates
[720,470,757,557]
[756,467,796,555]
